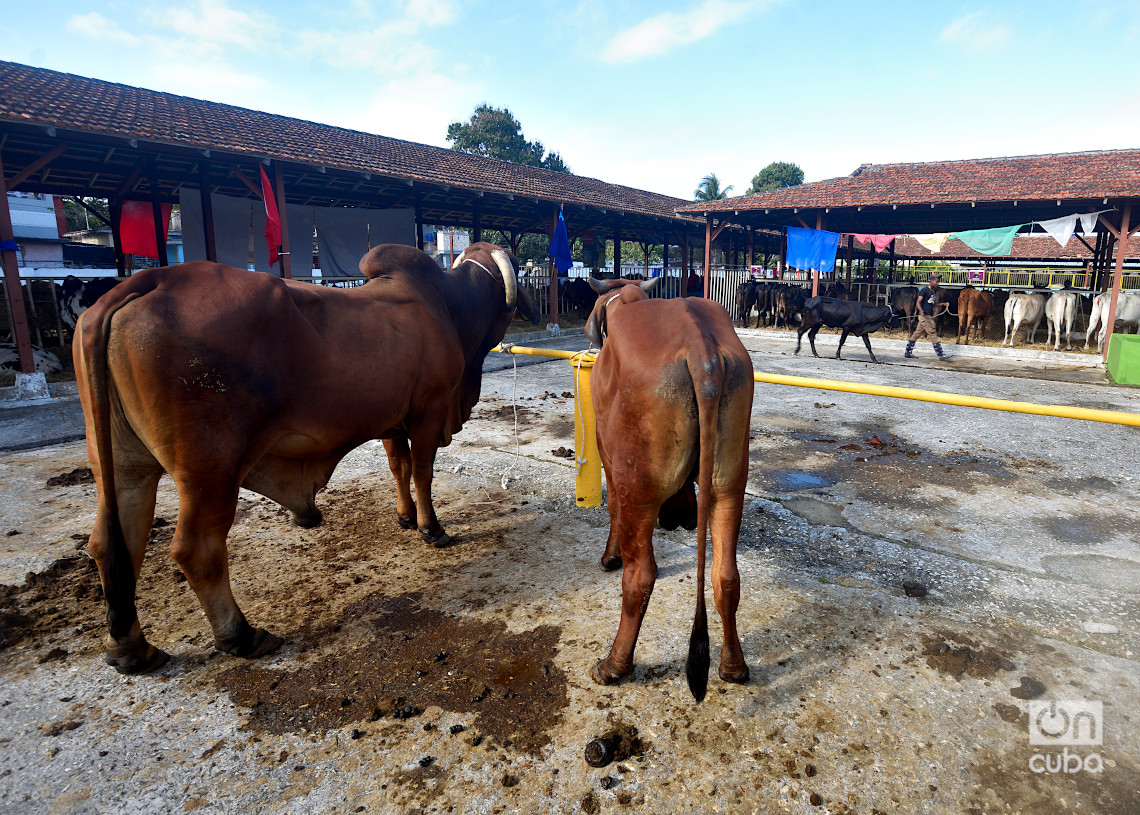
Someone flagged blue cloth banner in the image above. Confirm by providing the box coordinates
[785,226,841,274]
[0,239,18,252]
[549,209,573,274]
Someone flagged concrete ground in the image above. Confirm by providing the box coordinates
[0,328,1137,814]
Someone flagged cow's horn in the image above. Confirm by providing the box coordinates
[588,277,609,294]
[490,249,517,310]
[451,247,469,269]
[639,278,661,293]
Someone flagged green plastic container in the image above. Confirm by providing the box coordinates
[1106,333,1140,386]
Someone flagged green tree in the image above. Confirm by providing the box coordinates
[746,162,804,195]
[694,173,733,201]
[447,104,570,173]
[63,196,110,232]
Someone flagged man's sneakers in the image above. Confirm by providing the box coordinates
[904,340,916,359]
[933,343,952,360]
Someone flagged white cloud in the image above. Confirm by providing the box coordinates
[345,72,484,146]
[65,12,141,46]
[601,0,770,64]
[938,10,1011,53]
[146,0,276,52]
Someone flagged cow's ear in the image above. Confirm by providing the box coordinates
[585,304,605,348]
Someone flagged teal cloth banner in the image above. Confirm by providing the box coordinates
[951,224,1026,256]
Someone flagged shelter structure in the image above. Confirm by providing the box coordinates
[679,150,1140,360]
[0,60,715,377]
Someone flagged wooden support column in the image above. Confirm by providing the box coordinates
[662,237,669,287]
[748,226,755,270]
[146,154,169,267]
[197,160,217,262]
[109,198,127,275]
[812,212,823,296]
[472,201,482,244]
[414,195,424,252]
[548,209,559,327]
[845,234,854,291]
[274,161,292,279]
[682,232,691,294]
[703,215,712,298]
[1100,202,1136,363]
[613,221,622,278]
[888,239,897,283]
[0,152,36,374]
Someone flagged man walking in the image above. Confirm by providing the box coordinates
[905,274,952,360]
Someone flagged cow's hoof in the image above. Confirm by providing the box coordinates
[719,662,750,684]
[220,627,284,659]
[600,553,623,571]
[292,506,323,529]
[422,529,452,548]
[396,514,416,530]
[590,658,630,686]
[105,643,170,675]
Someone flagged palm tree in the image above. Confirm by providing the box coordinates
[694,173,733,201]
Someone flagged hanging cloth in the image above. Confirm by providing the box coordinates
[849,233,900,253]
[259,166,281,268]
[785,226,841,273]
[951,224,1026,257]
[549,209,573,274]
[1036,214,1079,247]
[910,233,951,253]
[119,200,173,259]
[1078,210,1110,235]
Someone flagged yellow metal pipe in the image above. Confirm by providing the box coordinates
[491,343,1140,428]
[752,372,1140,428]
[567,353,603,508]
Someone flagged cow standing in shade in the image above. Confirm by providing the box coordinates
[74,243,540,674]
[1044,289,1080,351]
[584,277,753,701]
[955,286,994,345]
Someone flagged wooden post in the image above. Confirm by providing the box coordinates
[1102,202,1134,363]
[274,161,292,279]
[549,209,559,327]
[703,215,712,298]
[197,160,217,262]
[109,197,127,275]
[888,239,896,283]
[682,232,691,295]
[147,155,169,267]
[472,201,482,244]
[748,226,755,270]
[613,221,622,278]
[845,234,854,291]
[812,213,822,296]
[0,153,36,374]
[662,237,669,289]
[414,196,424,252]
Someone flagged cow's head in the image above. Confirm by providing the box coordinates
[584,277,659,347]
[453,242,541,325]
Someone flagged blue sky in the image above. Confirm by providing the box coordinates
[8,1,1139,200]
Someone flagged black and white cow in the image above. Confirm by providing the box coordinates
[0,343,62,375]
[60,276,122,332]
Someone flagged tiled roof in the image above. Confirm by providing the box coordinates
[681,150,1140,213]
[0,61,691,223]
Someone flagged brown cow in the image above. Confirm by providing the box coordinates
[74,242,539,674]
[584,277,753,701]
[956,286,994,345]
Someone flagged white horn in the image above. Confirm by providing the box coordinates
[490,249,518,310]
[451,247,469,269]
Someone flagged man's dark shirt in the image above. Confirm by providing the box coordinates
[918,286,938,316]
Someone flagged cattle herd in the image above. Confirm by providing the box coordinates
[3,250,1139,704]
[733,278,1140,357]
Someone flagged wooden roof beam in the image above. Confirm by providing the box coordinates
[6,142,69,188]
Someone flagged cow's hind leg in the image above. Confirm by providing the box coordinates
[807,325,823,357]
[592,508,658,685]
[407,435,450,547]
[170,480,282,659]
[90,449,168,674]
[710,493,748,684]
[860,333,879,364]
[383,437,417,530]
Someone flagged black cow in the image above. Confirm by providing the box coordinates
[560,278,595,316]
[888,285,919,333]
[774,284,807,328]
[60,276,122,332]
[794,296,894,363]
[735,280,760,327]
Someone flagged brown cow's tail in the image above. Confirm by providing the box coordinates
[684,350,721,703]
[79,292,143,642]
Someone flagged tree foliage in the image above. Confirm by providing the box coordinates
[63,196,110,233]
[694,173,733,201]
[447,104,570,173]
[746,162,804,195]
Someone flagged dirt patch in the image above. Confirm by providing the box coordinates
[920,631,1016,680]
[217,592,567,755]
[0,554,102,653]
[44,467,94,488]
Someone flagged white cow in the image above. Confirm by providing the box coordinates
[1044,290,1080,351]
[0,343,63,375]
[1084,290,1140,353]
[1002,292,1046,347]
